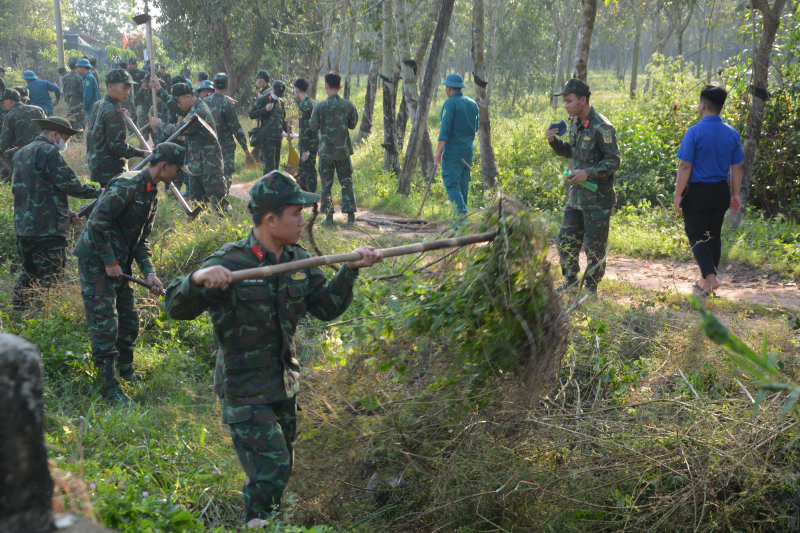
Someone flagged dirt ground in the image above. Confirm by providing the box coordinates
[230,182,800,309]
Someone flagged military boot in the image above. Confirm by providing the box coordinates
[557,278,578,294]
[346,213,356,226]
[106,385,132,407]
[321,213,335,226]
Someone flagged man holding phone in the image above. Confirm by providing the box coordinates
[546,79,620,294]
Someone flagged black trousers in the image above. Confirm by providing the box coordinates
[681,180,730,278]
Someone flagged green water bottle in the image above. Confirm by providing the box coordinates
[563,170,598,192]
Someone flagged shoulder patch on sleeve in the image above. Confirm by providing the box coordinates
[85,80,90,86]
[603,130,612,144]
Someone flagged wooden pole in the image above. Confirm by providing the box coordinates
[146,19,158,121]
[53,0,65,87]
[226,231,497,283]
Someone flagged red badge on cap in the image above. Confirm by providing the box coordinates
[582,119,590,129]
[146,182,152,193]
[252,244,264,261]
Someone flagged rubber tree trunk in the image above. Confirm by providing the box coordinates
[396,92,408,148]
[727,0,787,228]
[572,0,597,81]
[357,61,379,146]
[629,18,642,98]
[381,0,400,175]
[472,0,497,190]
[344,5,356,99]
[552,31,566,108]
[396,0,457,194]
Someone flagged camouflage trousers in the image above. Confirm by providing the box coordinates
[227,398,297,521]
[12,236,67,308]
[67,104,85,135]
[78,259,139,389]
[319,157,356,215]
[190,173,228,213]
[221,142,236,192]
[557,207,611,287]
[258,140,282,177]
[0,153,11,183]
[298,151,318,193]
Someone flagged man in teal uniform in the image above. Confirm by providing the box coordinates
[77,58,100,118]
[434,73,478,216]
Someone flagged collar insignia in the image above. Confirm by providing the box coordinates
[252,243,264,261]
[146,181,152,193]
[582,119,590,128]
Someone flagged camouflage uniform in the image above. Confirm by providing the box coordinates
[86,91,147,186]
[549,80,621,289]
[297,95,318,192]
[163,172,362,522]
[309,94,359,214]
[72,165,159,389]
[249,86,286,175]
[156,84,226,208]
[12,133,100,307]
[62,68,85,132]
[206,92,248,191]
[0,98,46,182]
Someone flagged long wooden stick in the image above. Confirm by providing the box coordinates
[122,273,164,295]
[228,231,497,282]
[122,113,201,218]
[417,162,438,218]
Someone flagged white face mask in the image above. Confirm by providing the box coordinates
[57,135,68,152]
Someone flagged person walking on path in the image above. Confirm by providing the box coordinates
[546,78,621,294]
[309,71,359,226]
[674,85,744,298]
[21,70,61,116]
[162,171,382,526]
[434,73,479,216]
[293,77,319,192]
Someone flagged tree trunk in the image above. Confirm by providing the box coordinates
[397,92,408,148]
[320,6,337,75]
[395,0,457,194]
[706,27,714,81]
[473,0,497,190]
[357,62,379,146]
[552,31,566,108]
[344,6,356,98]
[630,18,642,98]
[572,0,597,81]
[727,0,787,227]
[487,0,506,101]
[381,0,400,175]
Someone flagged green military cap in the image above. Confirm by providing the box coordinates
[13,87,27,101]
[67,57,78,68]
[248,170,320,216]
[105,68,137,85]
[152,142,191,174]
[172,83,193,98]
[197,71,209,81]
[253,70,270,82]
[213,72,228,89]
[58,67,67,75]
[272,80,286,98]
[118,61,128,69]
[32,116,82,135]
[2,89,19,102]
[554,78,591,98]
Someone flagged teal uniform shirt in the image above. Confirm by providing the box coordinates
[83,72,100,113]
[438,91,479,161]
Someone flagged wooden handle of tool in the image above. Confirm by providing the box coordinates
[417,163,438,218]
[146,19,158,122]
[123,113,151,150]
[122,273,165,296]
[228,231,497,282]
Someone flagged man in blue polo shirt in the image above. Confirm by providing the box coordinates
[674,85,744,297]
[435,73,479,216]
[21,70,60,116]
[76,59,100,117]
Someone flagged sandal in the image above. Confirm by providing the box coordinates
[692,281,719,298]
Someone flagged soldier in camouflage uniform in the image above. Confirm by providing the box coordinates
[293,78,318,192]
[11,116,100,310]
[309,72,359,226]
[547,79,621,293]
[117,62,138,134]
[72,143,187,405]
[162,171,382,525]
[206,73,251,192]
[127,59,145,86]
[63,58,85,134]
[86,69,149,187]
[151,83,227,210]
[0,89,46,182]
[249,73,287,176]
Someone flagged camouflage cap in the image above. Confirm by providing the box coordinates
[105,68,137,85]
[152,142,191,175]
[554,78,591,98]
[272,80,286,97]
[2,89,19,102]
[58,67,67,75]
[197,71,209,81]
[13,87,28,100]
[253,69,270,82]
[118,61,128,69]
[67,57,78,68]
[129,58,137,64]
[213,72,228,89]
[172,83,193,98]
[248,170,320,216]
[32,116,82,135]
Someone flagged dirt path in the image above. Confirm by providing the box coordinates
[230,181,800,308]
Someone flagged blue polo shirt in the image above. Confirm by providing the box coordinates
[676,115,745,183]
[438,91,479,157]
[26,79,61,115]
[82,72,100,112]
